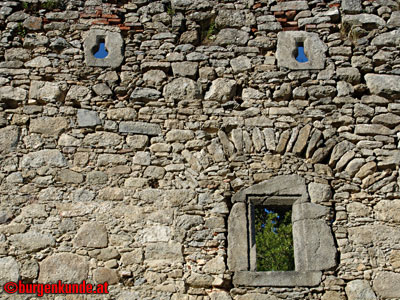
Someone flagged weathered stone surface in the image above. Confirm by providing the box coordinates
[388,11,400,28]
[342,14,386,28]
[166,129,194,142]
[0,86,27,103]
[203,256,225,274]
[57,169,84,184]
[21,149,66,168]
[373,272,400,298]
[29,81,63,103]
[308,182,332,203]
[372,30,400,47]
[130,87,161,101]
[73,222,108,248]
[9,231,55,252]
[271,1,308,11]
[214,29,249,46]
[77,109,101,127]
[83,132,123,147]
[205,78,236,102]
[230,56,251,73]
[119,121,161,136]
[342,0,362,13]
[322,291,345,300]
[277,32,327,70]
[145,242,183,262]
[365,74,400,99]
[163,77,201,102]
[143,70,167,86]
[107,107,137,120]
[355,124,392,136]
[293,219,336,271]
[375,200,400,223]
[5,48,30,61]
[0,257,19,286]
[38,253,88,283]
[216,9,255,28]
[187,273,214,287]
[23,16,42,30]
[93,268,119,285]
[30,117,69,136]
[336,67,361,84]
[84,29,123,68]
[66,85,91,101]
[93,83,112,96]
[236,294,279,300]
[293,124,311,154]
[0,126,19,154]
[233,271,322,287]
[345,280,376,300]
[171,62,198,78]
[25,56,51,68]
[228,203,248,271]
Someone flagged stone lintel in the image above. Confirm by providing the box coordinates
[233,271,322,287]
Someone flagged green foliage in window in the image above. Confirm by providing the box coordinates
[255,207,294,271]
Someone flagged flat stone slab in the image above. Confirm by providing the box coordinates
[233,271,321,287]
[119,121,161,136]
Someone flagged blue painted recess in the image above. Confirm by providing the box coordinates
[295,46,308,63]
[94,42,109,59]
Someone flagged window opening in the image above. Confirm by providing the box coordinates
[294,41,308,63]
[93,38,109,59]
[254,205,294,271]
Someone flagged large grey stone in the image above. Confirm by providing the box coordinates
[293,219,336,271]
[84,29,123,68]
[163,77,202,102]
[66,85,91,101]
[38,253,88,283]
[388,11,400,28]
[216,10,255,28]
[336,67,361,84]
[130,87,161,101]
[375,200,400,223]
[30,117,69,136]
[0,257,19,286]
[342,0,362,13]
[9,231,55,252]
[373,272,400,298]
[77,109,101,127]
[0,126,19,154]
[119,121,161,136]
[83,132,123,147]
[230,56,252,73]
[342,14,386,28]
[355,124,392,136]
[204,78,236,102]
[5,48,30,61]
[0,86,27,103]
[214,29,249,46]
[25,56,51,68]
[371,30,400,47]
[166,129,194,141]
[365,74,400,99]
[73,222,108,248]
[29,81,63,103]
[346,280,376,300]
[171,62,198,79]
[277,31,327,70]
[21,149,67,168]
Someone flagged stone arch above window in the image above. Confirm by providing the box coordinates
[83,29,124,68]
[228,175,337,287]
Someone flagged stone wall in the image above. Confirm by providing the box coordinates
[0,0,400,299]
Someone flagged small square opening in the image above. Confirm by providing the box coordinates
[254,205,294,271]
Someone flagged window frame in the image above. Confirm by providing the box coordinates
[228,175,336,287]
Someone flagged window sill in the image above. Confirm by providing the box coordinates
[233,271,322,287]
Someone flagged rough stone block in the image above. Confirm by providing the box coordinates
[73,222,108,248]
[365,74,400,99]
[233,271,322,287]
[373,272,400,298]
[277,31,327,70]
[38,253,88,283]
[0,126,19,154]
[0,257,19,286]
[77,109,101,127]
[119,121,161,136]
[293,219,336,271]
